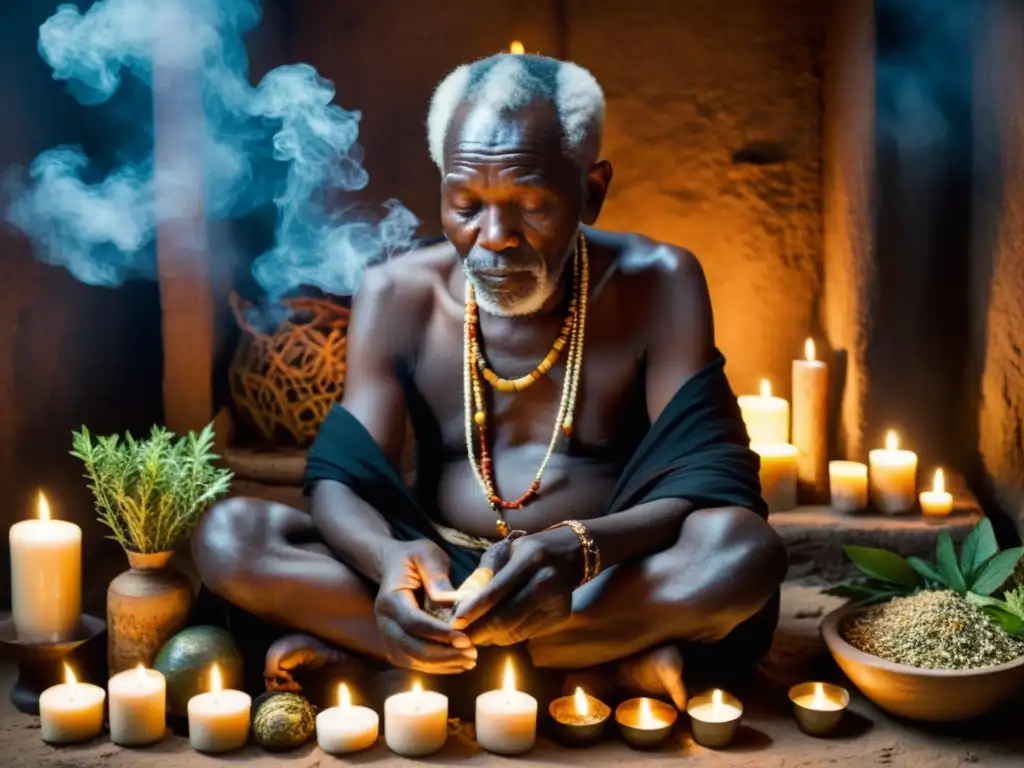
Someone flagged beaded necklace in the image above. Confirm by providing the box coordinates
[463,232,590,537]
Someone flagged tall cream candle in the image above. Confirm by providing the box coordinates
[869,430,918,514]
[108,664,167,746]
[9,492,81,643]
[792,338,829,501]
[384,680,448,757]
[738,379,789,444]
[475,659,538,755]
[39,664,106,744]
[752,443,799,512]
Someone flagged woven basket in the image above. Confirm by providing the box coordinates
[228,292,350,447]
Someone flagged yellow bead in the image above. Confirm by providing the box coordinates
[474,411,486,425]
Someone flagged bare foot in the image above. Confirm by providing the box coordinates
[615,644,687,710]
[264,634,365,706]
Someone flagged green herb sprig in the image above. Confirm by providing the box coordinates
[71,422,233,554]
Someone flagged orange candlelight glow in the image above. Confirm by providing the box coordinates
[885,430,899,451]
[760,378,772,398]
[509,41,525,55]
[804,337,816,362]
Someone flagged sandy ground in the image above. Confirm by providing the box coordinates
[2,585,1023,768]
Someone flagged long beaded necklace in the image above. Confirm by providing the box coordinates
[463,232,590,537]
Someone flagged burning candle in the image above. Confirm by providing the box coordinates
[920,468,954,517]
[752,442,799,512]
[384,680,448,757]
[869,430,918,514]
[509,40,525,54]
[316,682,379,755]
[789,682,849,736]
[108,663,167,746]
[39,663,105,744]
[738,378,789,445]
[615,697,677,749]
[548,686,611,745]
[686,689,742,749]
[829,460,868,513]
[792,338,829,501]
[9,491,81,642]
[475,658,538,755]
[186,663,251,754]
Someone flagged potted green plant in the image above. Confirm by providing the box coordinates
[72,422,233,675]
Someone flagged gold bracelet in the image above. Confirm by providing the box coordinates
[545,520,602,587]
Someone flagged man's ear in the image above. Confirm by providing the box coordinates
[581,160,613,225]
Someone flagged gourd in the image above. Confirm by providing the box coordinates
[251,691,317,751]
[152,626,244,717]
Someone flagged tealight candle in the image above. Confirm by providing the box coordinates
[686,689,742,749]
[476,658,538,755]
[920,468,954,517]
[615,697,677,749]
[738,378,790,444]
[9,491,82,642]
[792,338,829,501]
[316,682,379,755]
[39,663,105,744]
[752,442,799,512]
[549,686,611,746]
[869,430,918,514]
[829,460,868,513]
[384,680,448,757]
[108,663,167,746]
[789,682,849,736]
[186,663,251,754]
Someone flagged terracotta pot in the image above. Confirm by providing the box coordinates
[821,602,1024,721]
[107,550,193,676]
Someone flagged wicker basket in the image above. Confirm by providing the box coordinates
[228,292,350,447]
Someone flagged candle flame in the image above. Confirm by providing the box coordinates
[411,680,423,694]
[573,687,589,716]
[885,430,899,451]
[760,378,772,398]
[712,689,724,708]
[501,658,516,692]
[339,683,352,710]
[509,40,525,54]
[208,663,222,693]
[933,468,945,494]
[805,337,816,362]
[637,697,657,728]
[37,491,51,521]
[811,683,828,709]
[63,663,77,686]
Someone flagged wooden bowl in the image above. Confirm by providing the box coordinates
[820,603,1024,722]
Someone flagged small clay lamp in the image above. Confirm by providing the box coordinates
[614,697,677,749]
[686,689,742,749]
[789,682,849,736]
[548,686,611,746]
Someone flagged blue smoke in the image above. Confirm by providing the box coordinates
[3,0,418,298]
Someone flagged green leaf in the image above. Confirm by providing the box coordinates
[842,545,921,588]
[935,531,966,594]
[907,556,947,587]
[970,547,1024,596]
[959,518,999,582]
[982,606,1024,636]
[823,580,909,606]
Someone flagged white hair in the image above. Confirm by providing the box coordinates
[426,53,605,171]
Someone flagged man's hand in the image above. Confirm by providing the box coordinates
[451,527,583,646]
[374,540,478,673]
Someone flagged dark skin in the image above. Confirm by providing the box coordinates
[192,98,787,709]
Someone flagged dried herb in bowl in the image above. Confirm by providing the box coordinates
[843,590,1024,670]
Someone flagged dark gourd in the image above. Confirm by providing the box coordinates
[152,626,244,717]
[251,691,317,751]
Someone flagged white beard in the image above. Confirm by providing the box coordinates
[464,236,576,317]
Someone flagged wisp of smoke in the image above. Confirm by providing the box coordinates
[2,0,419,299]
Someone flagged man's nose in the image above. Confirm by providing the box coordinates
[477,204,521,251]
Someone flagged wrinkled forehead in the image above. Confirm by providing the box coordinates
[443,99,569,173]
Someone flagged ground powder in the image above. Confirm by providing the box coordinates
[843,590,1024,669]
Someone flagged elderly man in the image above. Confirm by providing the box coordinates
[193,52,787,710]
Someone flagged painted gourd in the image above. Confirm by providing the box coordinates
[152,625,244,717]
[251,691,317,751]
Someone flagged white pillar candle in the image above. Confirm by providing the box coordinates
[792,339,829,501]
[187,663,251,754]
[9,492,81,643]
[920,468,953,517]
[475,658,538,756]
[384,680,448,757]
[108,664,167,746]
[316,682,379,755]
[829,461,868,513]
[39,664,106,744]
[869,430,918,514]
[752,443,799,512]
[738,379,790,444]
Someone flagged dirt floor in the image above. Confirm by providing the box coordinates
[2,585,1023,767]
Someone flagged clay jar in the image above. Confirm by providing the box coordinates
[107,551,193,676]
